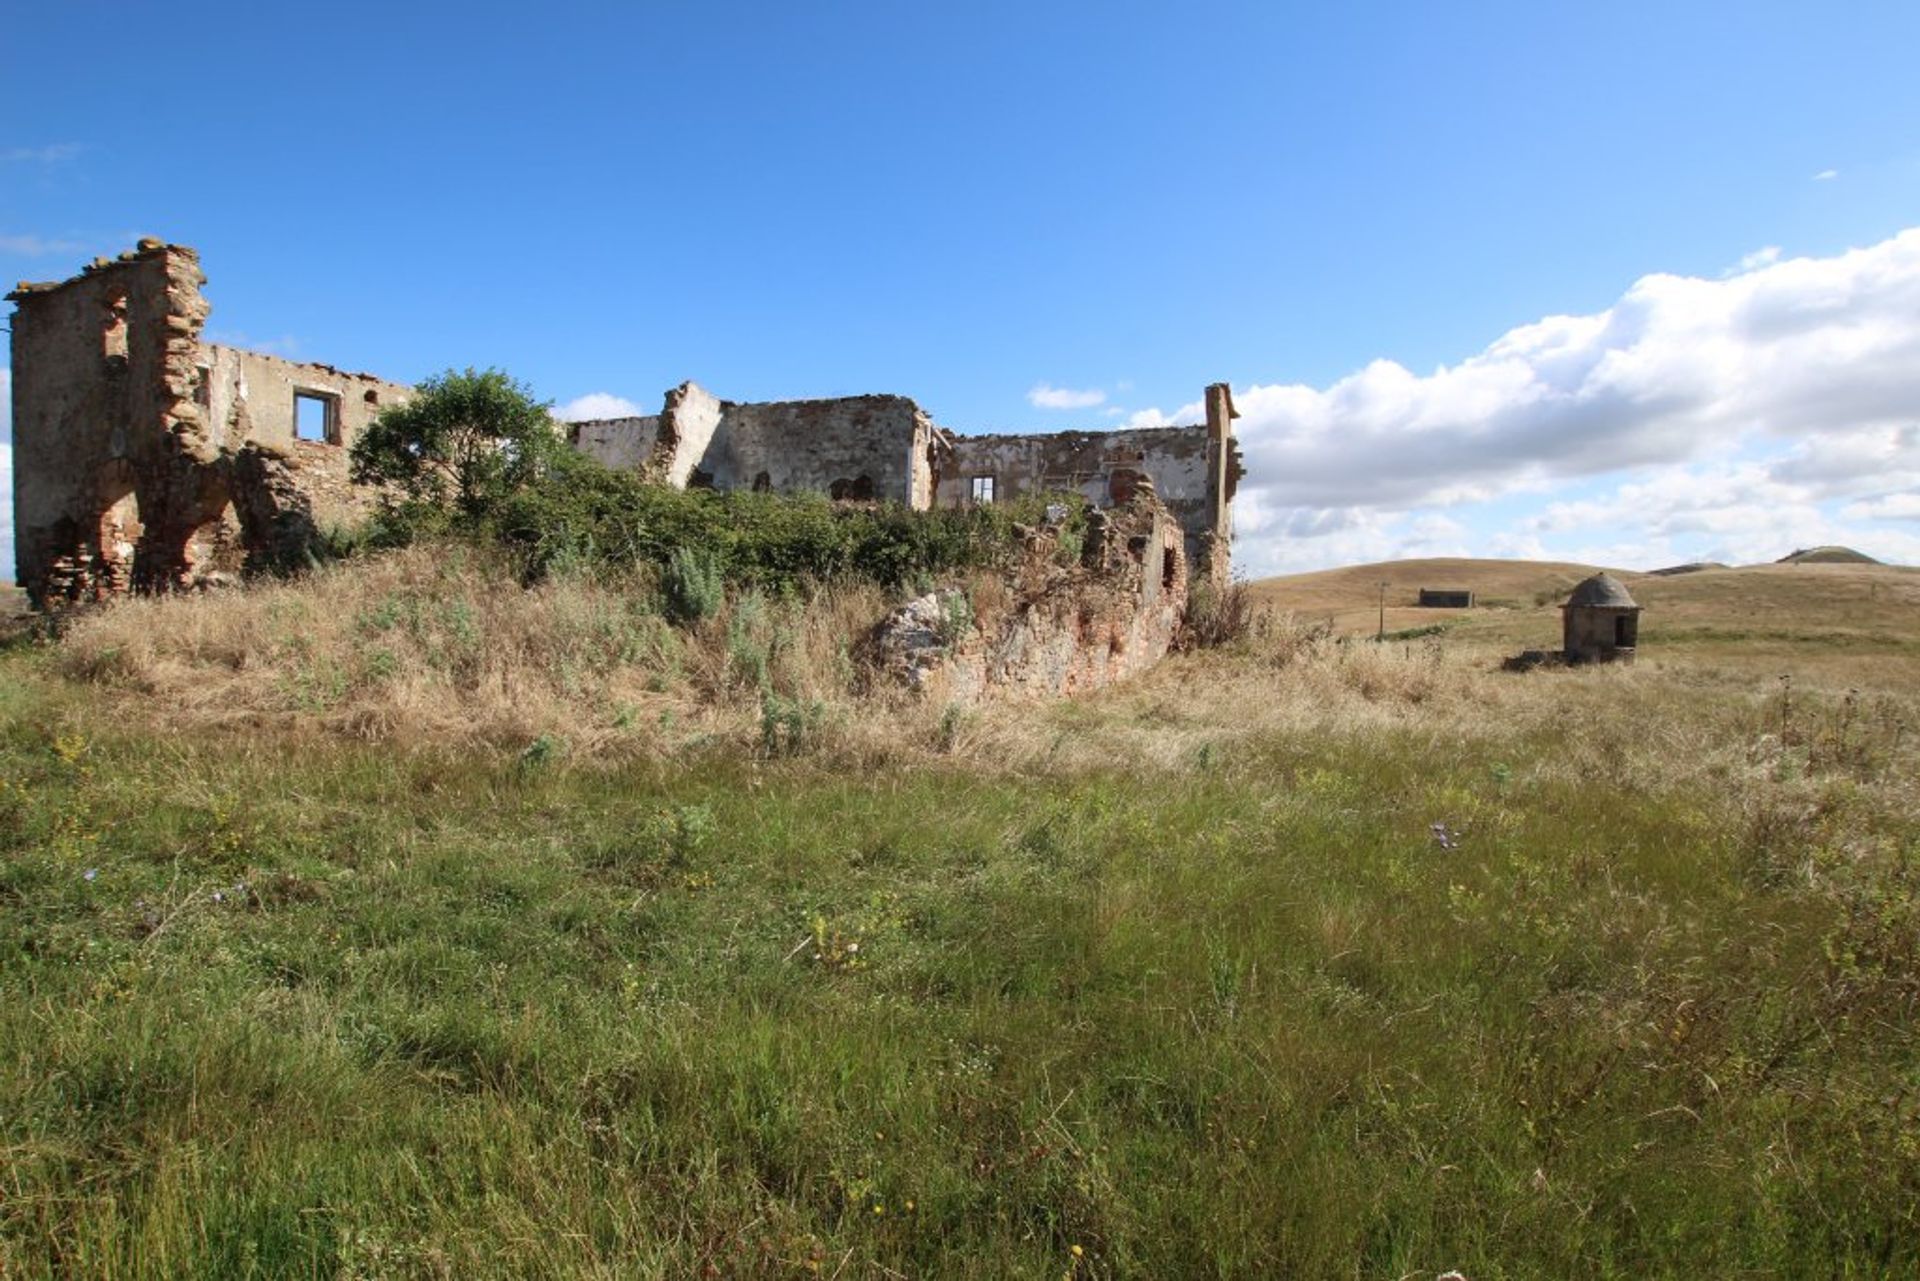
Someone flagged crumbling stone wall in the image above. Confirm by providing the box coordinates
[571,381,936,503]
[872,483,1189,705]
[565,381,1238,582]
[568,415,662,471]
[693,394,932,503]
[8,242,412,606]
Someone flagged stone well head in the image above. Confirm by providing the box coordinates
[1561,572,1642,663]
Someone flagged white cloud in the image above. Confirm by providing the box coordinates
[1,143,81,165]
[1726,245,1781,275]
[1027,383,1107,410]
[1115,406,1192,430]
[1231,227,1920,572]
[0,447,11,568]
[1,372,11,581]
[0,232,89,257]
[555,392,647,422]
[1813,168,1839,181]
[1842,492,1920,522]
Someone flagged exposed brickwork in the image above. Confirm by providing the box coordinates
[8,243,410,607]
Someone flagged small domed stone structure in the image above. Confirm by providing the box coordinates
[1562,572,1641,663]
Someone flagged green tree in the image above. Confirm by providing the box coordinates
[350,367,562,517]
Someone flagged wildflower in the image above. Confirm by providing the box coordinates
[82,868,98,882]
[1071,1245,1084,1258]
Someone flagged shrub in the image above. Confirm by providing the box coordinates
[1181,580,1266,649]
[351,368,563,517]
[663,547,725,626]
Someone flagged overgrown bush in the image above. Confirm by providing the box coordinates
[663,546,725,625]
[1181,579,1267,649]
[476,451,1087,595]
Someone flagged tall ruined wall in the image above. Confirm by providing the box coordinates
[699,395,929,503]
[8,242,412,605]
[570,384,936,504]
[872,487,1189,706]
[9,243,213,601]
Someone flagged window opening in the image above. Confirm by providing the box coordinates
[970,475,996,503]
[294,391,338,443]
[102,289,129,363]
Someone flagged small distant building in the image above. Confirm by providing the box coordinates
[1417,588,1474,608]
[1561,573,1641,663]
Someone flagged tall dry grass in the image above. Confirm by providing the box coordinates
[57,543,918,755]
[51,545,1920,832]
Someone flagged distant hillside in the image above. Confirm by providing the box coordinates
[1252,555,1920,644]
[1247,556,1618,635]
[1648,561,1728,576]
[1778,546,1880,565]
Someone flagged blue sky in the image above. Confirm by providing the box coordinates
[6,0,1920,577]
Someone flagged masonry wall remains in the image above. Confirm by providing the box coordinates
[7,243,411,605]
[13,242,1242,658]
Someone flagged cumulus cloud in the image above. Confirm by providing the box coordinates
[1117,406,1188,430]
[1231,227,1920,572]
[555,392,647,422]
[1027,383,1107,410]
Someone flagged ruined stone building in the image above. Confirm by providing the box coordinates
[564,381,1243,583]
[9,243,1243,611]
[8,243,408,605]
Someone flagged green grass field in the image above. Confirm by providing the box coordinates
[2,557,1917,1277]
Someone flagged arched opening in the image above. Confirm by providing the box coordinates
[184,500,246,582]
[94,461,143,598]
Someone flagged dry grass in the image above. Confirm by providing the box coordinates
[55,543,924,755]
[48,548,1920,799]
